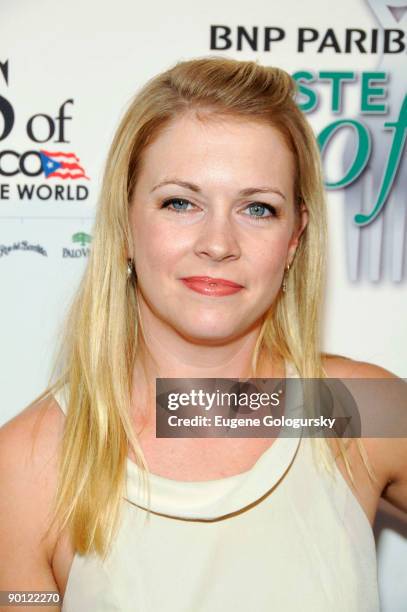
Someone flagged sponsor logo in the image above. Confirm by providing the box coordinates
[0,240,47,257]
[62,232,92,258]
[209,25,405,54]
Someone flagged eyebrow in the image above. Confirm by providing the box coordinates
[150,179,286,201]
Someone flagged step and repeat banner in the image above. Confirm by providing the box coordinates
[1,0,406,609]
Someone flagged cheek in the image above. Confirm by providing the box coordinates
[248,234,290,279]
[131,214,187,273]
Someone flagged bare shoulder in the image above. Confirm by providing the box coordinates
[321,352,397,379]
[0,392,65,595]
[0,393,65,489]
[322,353,407,516]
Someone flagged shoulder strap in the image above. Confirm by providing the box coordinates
[53,383,69,416]
[285,360,299,378]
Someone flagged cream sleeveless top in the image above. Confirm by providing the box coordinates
[54,364,380,612]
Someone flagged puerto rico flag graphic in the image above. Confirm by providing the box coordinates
[39,150,89,180]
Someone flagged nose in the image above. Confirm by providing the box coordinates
[193,209,241,262]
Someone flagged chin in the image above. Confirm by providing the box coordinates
[181,332,242,346]
[173,319,245,345]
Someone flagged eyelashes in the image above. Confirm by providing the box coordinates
[160,198,279,222]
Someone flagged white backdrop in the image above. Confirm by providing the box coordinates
[1,1,406,609]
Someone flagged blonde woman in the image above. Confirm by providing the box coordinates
[1,57,406,612]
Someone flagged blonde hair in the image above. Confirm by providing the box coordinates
[34,56,375,559]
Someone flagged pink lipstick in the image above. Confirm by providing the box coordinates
[180,276,244,297]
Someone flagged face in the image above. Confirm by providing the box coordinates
[129,112,308,344]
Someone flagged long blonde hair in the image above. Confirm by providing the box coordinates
[35,56,374,559]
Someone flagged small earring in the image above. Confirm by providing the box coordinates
[282,263,290,293]
[127,258,136,281]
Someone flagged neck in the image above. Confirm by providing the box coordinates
[130,301,284,423]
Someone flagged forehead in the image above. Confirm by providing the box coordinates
[136,112,296,196]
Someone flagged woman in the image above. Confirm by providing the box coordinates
[0,57,406,611]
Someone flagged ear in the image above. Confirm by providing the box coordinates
[286,203,308,265]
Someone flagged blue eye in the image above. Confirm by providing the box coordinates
[244,203,277,221]
[161,198,194,213]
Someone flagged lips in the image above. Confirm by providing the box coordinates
[181,276,243,288]
[180,276,244,297]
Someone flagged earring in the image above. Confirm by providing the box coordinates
[127,258,136,281]
[282,263,290,293]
